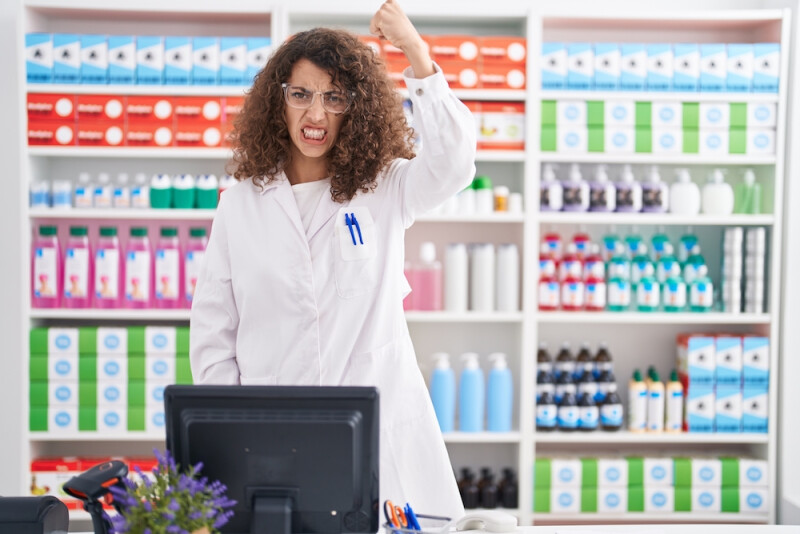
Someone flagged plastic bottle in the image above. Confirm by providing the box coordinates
[458,352,485,432]
[470,243,495,312]
[496,244,519,312]
[444,243,469,312]
[670,168,701,215]
[601,232,622,262]
[487,353,513,432]
[642,165,669,213]
[537,343,554,375]
[557,390,579,431]
[542,229,563,261]
[113,173,131,208]
[702,168,735,215]
[631,244,654,288]
[457,185,476,215]
[480,473,499,509]
[678,233,699,264]
[494,186,509,212]
[538,252,560,311]
[51,179,72,209]
[734,169,762,215]
[30,177,50,208]
[154,227,182,309]
[150,173,173,209]
[582,244,604,281]
[131,173,150,209]
[647,371,665,433]
[555,372,576,405]
[584,245,606,312]
[555,342,575,379]
[665,370,684,433]
[124,227,152,308]
[172,173,197,209]
[628,370,648,433]
[459,470,480,509]
[589,164,616,212]
[540,164,563,211]
[600,382,624,431]
[637,273,661,312]
[539,242,557,283]
[94,172,113,208]
[650,230,670,262]
[62,226,92,308]
[536,390,557,431]
[576,370,599,405]
[689,264,714,312]
[94,226,122,308]
[663,274,687,312]
[196,174,220,209]
[537,369,556,401]
[606,249,632,312]
[575,343,594,378]
[31,225,61,308]
[578,391,599,431]
[656,243,681,284]
[473,176,494,215]
[415,242,443,311]
[508,192,523,214]
[430,352,456,433]
[184,227,208,306]
[573,230,592,259]
[74,172,93,208]
[682,244,707,284]
[562,163,589,212]
[615,164,643,213]
[559,243,583,282]
[594,343,614,377]
[596,369,616,405]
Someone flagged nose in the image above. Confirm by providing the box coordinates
[305,94,327,122]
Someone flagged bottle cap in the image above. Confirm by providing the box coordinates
[97,173,110,184]
[675,169,691,183]
[432,352,451,369]
[472,175,493,190]
[420,241,437,263]
[130,227,148,237]
[489,352,508,368]
[460,352,480,368]
[117,173,129,184]
[632,369,643,381]
[670,369,679,382]
[189,227,207,237]
[710,169,725,183]
[39,225,57,236]
[160,227,178,237]
[78,172,90,184]
[99,227,118,237]
[134,172,148,184]
[69,226,88,237]
[494,185,510,196]
[651,370,661,382]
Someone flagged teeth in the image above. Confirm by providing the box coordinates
[303,128,325,140]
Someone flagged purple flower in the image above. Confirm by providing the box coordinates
[162,511,176,521]
[168,499,180,512]
[188,510,203,520]
[142,500,152,513]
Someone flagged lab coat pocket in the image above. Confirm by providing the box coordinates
[239,375,278,386]
[333,207,380,298]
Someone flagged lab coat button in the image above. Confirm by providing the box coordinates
[416,88,424,96]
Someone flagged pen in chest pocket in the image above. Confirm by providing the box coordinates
[344,212,364,245]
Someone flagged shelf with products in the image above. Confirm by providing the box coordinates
[443,432,522,444]
[28,433,165,442]
[537,213,775,227]
[536,312,771,325]
[540,90,780,104]
[534,431,769,445]
[29,208,217,221]
[538,153,777,165]
[534,512,768,524]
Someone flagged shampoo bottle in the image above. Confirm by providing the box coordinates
[734,168,762,215]
[459,352,485,432]
[628,369,648,433]
[670,168,701,215]
[32,225,62,308]
[589,164,616,212]
[416,242,443,311]
[562,163,589,212]
[94,226,122,308]
[63,226,92,308]
[647,371,665,432]
[615,164,643,212]
[642,165,669,213]
[154,227,182,309]
[540,164,563,211]
[430,352,456,433]
[665,370,684,433]
[702,169,735,215]
[487,352,513,432]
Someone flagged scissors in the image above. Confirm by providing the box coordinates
[383,500,408,529]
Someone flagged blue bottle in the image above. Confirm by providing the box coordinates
[459,352,485,432]
[487,352,513,432]
[430,352,456,433]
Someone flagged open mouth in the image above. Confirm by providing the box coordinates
[302,127,327,141]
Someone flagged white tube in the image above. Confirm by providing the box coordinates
[470,243,496,312]
[444,243,469,312]
[496,243,519,312]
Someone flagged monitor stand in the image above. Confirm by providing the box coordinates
[252,495,292,534]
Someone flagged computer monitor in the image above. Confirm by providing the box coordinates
[164,385,379,534]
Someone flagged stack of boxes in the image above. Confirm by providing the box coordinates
[534,456,769,515]
[540,99,777,155]
[745,228,767,313]
[722,228,744,313]
[30,326,192,433]
[677,334,769,433]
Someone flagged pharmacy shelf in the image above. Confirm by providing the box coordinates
[537,153,777,165]
[534,512,768,524]
[537,212,775,227]
[476,151,526,162]
[26,84,250,97]
[402,88,526,102]
[540,90,780,103]
[537,312,770,325]
[443,432,521,444]
[28,433,164,442]
[404,311,524,323]
[415,213,524,223]
[534,431,769,445]
[29,309,192,321]
[29,208,216,220]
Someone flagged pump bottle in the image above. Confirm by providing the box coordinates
[734,168,762,215]
[702,169,735,215]
[459,352,485,432]
[430,352,456,433]
[540,164,564,211]
[628,370,648,432]
[642,165,669,213]
[615,164,642,212]
[589,164,616,212]
[487,353,513,432]
[670,168,701,215]
[562,163,589,212]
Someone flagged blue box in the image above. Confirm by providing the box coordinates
[687,385,715,433]
[593,43,620,90]
[220,37,247,85]
[673,44,699,91]
[566,43,593,90]
[193,37,220,85]
[753,43,780,93]
[715,336,743,386]
[164,37,192,85]
[700,44,726,92]
[620,44,646,91]
[26,33,53,83]
[53,34,81,84]
[646,44,672,91]
[108,36,135,84]
[80,35,108,84]
[714,386,742,433]
[727,44,753,92]
[541,42,567,89]
[136,36,164,85]
[742,336,769,386]
[742,386,768,433]
[246,37,271,84]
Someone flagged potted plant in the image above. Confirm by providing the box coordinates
[108,449,236,534]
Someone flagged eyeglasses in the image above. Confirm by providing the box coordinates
[281,83,354,115]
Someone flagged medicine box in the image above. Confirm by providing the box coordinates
[145,355,176,382]
[76,122,124,147]
[556,100,587,126]
[692,458,722,487]
[193,37,220,85]
[747,128,776,155]
[96,327,128,356]
[677,334,715,386]
[742,336,769,386]
[699,102,730,128]
[146,405,167,433]
[98,406,128,433]
[554,126,588,152]
[30,458,84,509]
[593,43,620,90]
[715,336,743,386]
[646,44,673,91]
[605,126,635,153]
[480,36,526,66]
[541,43,567,89]
[108,36,136,84]
[747,102,777,128]
[742,386,768,433]
[686,385,715,432]
[126,96,174,123]
[644,457,674,486]
[48,407,79,432]
[551,458,582,487]
[699,44,726,92]
[246,37,272,83]
[480,63,525,90]
[145,326,177,355]
[430,35,479,64]
[736,487,769,513]
[651,127,682,154]
[692,488,721,512]
[652,101,682,128]
[53,34,81,84]
[715,386,743,433]
[597,458,628,487]
[164,37,192,85]
[566,43,593,90]
[739,458,769,487]
[26,33,53,83]
[145,381,169,407]
[620,44,646,90]
[644,486,675,512]
[80,35,107,84]
[220,37,247,85]
[752,43,780,93]
[605,100,635,127]
[75,95,124,122]
[442,61,479,89]
[699,128,729,155]
[136,36,165,85]
[477,102,525,150]
[598,487,627,513]
[98,381,127,407]
[673,44,700,91]
[125,122,173,147]
[727,44,754,92]
[27,121,76,146]
[26,92,75,121]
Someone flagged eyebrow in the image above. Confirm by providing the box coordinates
[287,84,344,93]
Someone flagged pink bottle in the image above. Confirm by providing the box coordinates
[31,225,62,308]
[63,226,92,308]
[184,227,208,307]
[414,242,442,311]
[154,227,183,309]
[124,227,153,309]
[94,226,122,308]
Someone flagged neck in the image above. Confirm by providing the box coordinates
[285,152,329,185]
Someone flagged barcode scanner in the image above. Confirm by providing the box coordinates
[62,460,129,534]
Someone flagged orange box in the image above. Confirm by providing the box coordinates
[76,121,125,146]
[28,120,76,146]
[175,123,222,147]
[479,36,527,65]
[437,60,479,90]
[430,35,480,65]
[27,93,75,121]
[358,35,382,58]
[477,101,525,151]
[126,96,174,123]
[126,122,174,147]
[173,96,222,125]
[479,63,526,90]
[222,96,244,125]
[75,94,126,121]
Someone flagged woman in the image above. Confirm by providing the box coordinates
[190,0,476,519]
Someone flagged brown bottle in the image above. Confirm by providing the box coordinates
[480,473,499,509]
[555,342,575,379]
[576,342,593,378]
[594,342,613,377]
[537,342,553,374]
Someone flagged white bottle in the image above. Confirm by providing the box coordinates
[113,173,131,208]
[131,173,150,209]
[646,371,665,433]
[29,178,50,208]
[540,163,563,211]
[562,163,589,212]
[74,172,94,208]
[669,168,701,215]
[702,169,735,215]
[615,164,643,213]
[589,164,616,212]
[496,243,519,312]
[444,243,469,312]
[470,243,496,312]
[51,179,72,209]
[94,172,113,208]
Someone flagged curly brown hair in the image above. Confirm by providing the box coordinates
[228,28,416,202]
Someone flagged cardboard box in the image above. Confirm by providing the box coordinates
[556,100,587,126]
[737,487,769,513]
[430,35,479,64]
[727,44,754,92]
[246,37,272,82]
[739,458,769,487]
[567,43,593,90]
[553,125,588,152]
[700,102,730,128]
[75,94,125,121]
[715,386,743,433]
[136,36,165,85]
[145,381,169,407]
[125,122,174,147]
[605,126,635,153]
[175,123,223,147]
[49,407,79,432]
[677,334,715,386]
[715,335,743,386]
[620,44,647,90]
[605,100,635,127]
[97,355,127,382]
[645,486,674,512]
[541,42,567,89]
[97,381,127,408]
[647,44,673,91]
[164,37,192,85]
[80,35,108,84]
[686,385,715,432]
[747,102,777,128]
[742,386,768,433]
[652,127,682,154]
[478,102,524,150]
[479,63,525,90]
[673,44,700,91]
[96,327,128,356]
[126,96,174,123]
[742,336,769,386]
[747,128,776,154]
[220,37,247,85]
[30,458,83,509]
[98,406,127,432]
[145,356,176,382]
[700,44,726,92]
[146,405,167,433]
[550,458,582,487]
[692,458,722,487]
[593,43,620,90]
[644,457,674,487]
[598,487,627,513]
[752,43,780,93]
[53,34,81,84]
[693,488,721,512]
[652,101,682,128]
[145,326,178,354]
[192,37,220,85]
[76,121,125,147]
[598,458,628,487]
[438,60,479,89]
[108,36,136,84]
[699,128,729,155]
[26,33,53,83]
[27,93,75,121]
[480,36,526,66]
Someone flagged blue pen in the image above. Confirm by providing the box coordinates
[404,503,421,531]
[350,213,363,244]
[344,213,356,245]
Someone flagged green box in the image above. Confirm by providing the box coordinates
[635,102,652,128]
[587,101,604,126]
[128,380,146,407]
[79,327,97,355]
[79,382,97,407]
[541,100,557,126]
[581,487,597,513]
[627,457,644,487]
[635,128,652,153]
[674,458,692,487]
[79,406,97,431]
[30,356,48,381]
[29,381,49,407]
[628,486,644,512]
[588,126,604,152]
[581,458,598,488]
[722,488,740,512]
[683,128,699,154]
[79,356,97,382]
[534,458,551,488]
[128,406,146,431]
[176,356,193,385]
[128,355,146,381]
[730,103,747,128]
[683,102,699,129]
[30,328,49,355]
[541,125,557,152]
[30,407,48,431]
[721,457,740,488]
[675,487,692,512]
[729,128,747,154]
[534,487,550,513]
[176,327,190,355]
[128,326,146,355]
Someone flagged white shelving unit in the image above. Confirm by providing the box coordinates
[10,0,791,529]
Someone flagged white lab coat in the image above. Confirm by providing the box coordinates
[190,67,476,521]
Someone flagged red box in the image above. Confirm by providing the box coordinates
[126,122,174,147]
[173,96,222,125]
[437,60,479,90]
[76,94,125,121]
[430,35,480,65]
[479,37,527,65]
[222,96,244,125]
[385,59,409,88]
[27,93,75,121]
[358,35,382,58]
[28,120,76,146]
[175,123,223,147]
[479,63,526,90]
[477,101,525,151]
[126,96,174,123]
[76,121,125,146]
[30,457,83,510]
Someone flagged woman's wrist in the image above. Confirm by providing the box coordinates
[404,39,435,79]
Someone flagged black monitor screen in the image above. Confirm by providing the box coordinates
[164,385,379,534]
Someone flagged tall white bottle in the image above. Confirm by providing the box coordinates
[470,243,495,312]
[444,243,469,312]
[669,168,701,215]
[496,243,519,312]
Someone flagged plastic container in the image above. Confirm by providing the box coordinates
[31,225,61,308]
[30,178,50,208]
[606,253,632,312]
[173,173,197,209]
[94,226,122,308]
[113,173,131,208]
[51,179,72,209]
[74,172,93,208]
[562,163,589,212]
[415,242,442,311]
[589,164,616,212]
[124,227,152,308]
[458,352,485,432]
[381,514,452,534]
[689,264,714,312]
[196,174,219,209]
[615,164,642,212]
[702,168,734,215]
[647,371,665,433]
[628,370,648,433]
[540,163,563,211]
[578,391,599,431]
[536,390,557,431]
[670,168,701,215]
[636,274,661,312]
[94,172,113,208]
[642,165,669,213]
[184,227,208,306]
[557,390,579,431]
[150,173,173,209]
[495,244,519,312]
[131,173,150,209]
[487,352,513,432]
[537,343,553,375]
[154,227,182,309]
[62,226,92,308]
[444,243,468,312]
[430,352,456,433]
[600,383,624,431]
[470,243,495,312]
[558,243,582,282]
[494,186,509,212]
[473,175,494,215]
[734,168,762,215]
[665,369,684,433]
[457,186,476,215]
[656,243,680,284]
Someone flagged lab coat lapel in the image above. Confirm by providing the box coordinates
[307,186,345,241]
[265,178,306,243]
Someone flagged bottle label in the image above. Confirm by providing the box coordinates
[63,248,89,299]
[579,406,599,429]
[113,188,131,208]
[155,249,180,301]
[637,281,660,307]
[95,248,120,300]
[185,250,206,302]
[557,405,579,428]
[616,188,633,209]
[664,281,687,308]
[666,389,684,431]
[33,247,58,298]
[540,186,552,209]
[583,259,604,280]
[74,186,93,208]
[538,281,560,308]
[657,259,681,282]
[125,250,151,302]
[628,389,648,431]
[608,280,631,307]
[601,403,624,427]
[559,259,582,281]
[536,404,557,428]
[563,185,585,208]
[690,282,714,308]
[561,281,585,307]
[632,260,654,285]
[683,263,700,284]
[585,280,607,309]
[94,187,112,208]
[540,257,556,276]
[538,362,553,374]
[556,361,576,378]
[131,187,150,208]
[555,383,576,401]
[537,383,555,399]
[578,381,599,399]
[642,187,664,209]
[590,188,608,210]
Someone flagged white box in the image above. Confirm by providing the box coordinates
[699,129,729,155]
[727,44,754,92]
[98,406,127,433]
[700,44,726,92]
[747,102,777,128]
[742,387,768,433]
[645,487,675,512]
[145,355,176,382]
[26,33,53,83]
[652,101,681,128]
[550,488,580,513]
[49,355,79,382]
[693,488,721,512]
[97,327,127,356]
[556,100,587,126]
[647,44,673,91]
[673,44,700,91]
[598,458,628,487]
[593,43,620,90]
[557,126,588,152]
[541,42,567,89]
[753,43,779,93]
[644,457,674,486]
[742,337,769,386]
[678,335,715,386]
[136,36,165,85]
[715,386,742,433]
[716,336,743,386]
[692,458,722,487]
[145,381,169,407]
[740,488,769,513]
[598,487,627,513]
[740,459,769,487]
[566,43,593,90]
[652,127,682,154]
[145,326,176,355]
[687,386,715,432]
[48,407,78,432]
[605,100,635,126]
[700,102,730,128]
[551,458,582,487]
[146,405,167,433]
[98,380,127,408]
[48,328,79,356]
[49,380,78,407]
[620,44,646,90]
[747,129,776,155]
[605,126,634,153]
[97,355,127,382]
